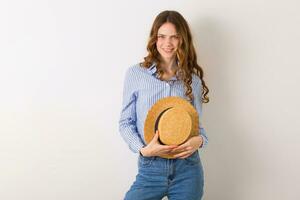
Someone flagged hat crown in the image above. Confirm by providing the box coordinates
[158,107,192,145]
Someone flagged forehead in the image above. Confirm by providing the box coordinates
[157,22,177,35]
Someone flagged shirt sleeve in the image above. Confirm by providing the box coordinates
[193,77,209,149]
[118,67,145,153]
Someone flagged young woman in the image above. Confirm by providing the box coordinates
[119,10,209,200]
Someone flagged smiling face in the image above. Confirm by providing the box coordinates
[156,22,180,63]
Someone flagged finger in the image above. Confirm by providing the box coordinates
[157,145,179,153]
[165,144,178,148]
[153,148,172,156]
[171,144,189,152]
[171,146,192,154]
[185,146,193,151]
[150,131,159,143]
[173,150,192,158]
[178,152,193,159]
[159,145,178,151]
[160,149,174,154]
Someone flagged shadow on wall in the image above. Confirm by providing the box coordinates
[191,16,258,200]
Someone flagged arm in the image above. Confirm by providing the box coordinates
[118,67,144,153]
[193,77,209,149]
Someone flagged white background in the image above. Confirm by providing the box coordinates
[1,0,300,199]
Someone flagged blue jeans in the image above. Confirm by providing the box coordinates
[124,151,204,200]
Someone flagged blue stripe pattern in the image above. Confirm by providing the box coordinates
[119,62,208,153]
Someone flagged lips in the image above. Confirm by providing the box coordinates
[163,48,174,53]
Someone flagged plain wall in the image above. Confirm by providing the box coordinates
[1,0,300,199]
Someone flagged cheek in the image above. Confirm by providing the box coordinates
[173,40,179,48]
[156,40,163,48]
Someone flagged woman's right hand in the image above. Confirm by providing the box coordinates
[140,130,178,157]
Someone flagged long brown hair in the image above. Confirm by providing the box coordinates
[141,10,209,103]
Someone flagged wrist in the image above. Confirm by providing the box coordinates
[198,135,204,148]
[140,147,150,157]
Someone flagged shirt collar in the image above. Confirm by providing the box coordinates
[147,62,157,75]
[147,61,179,81]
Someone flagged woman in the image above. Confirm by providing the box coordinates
[119,10,209,200]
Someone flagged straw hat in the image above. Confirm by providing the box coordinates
[144,96,200,158]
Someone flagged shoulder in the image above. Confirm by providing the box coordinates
[125,62,147,76]
[123,63,149,86]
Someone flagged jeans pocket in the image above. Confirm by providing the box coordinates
[138,155,155,167]
[184,151,200,166]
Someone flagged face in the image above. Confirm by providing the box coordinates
[156,22,180,62]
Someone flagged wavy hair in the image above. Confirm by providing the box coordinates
[140,10,209,103]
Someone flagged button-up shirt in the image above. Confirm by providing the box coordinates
[119,62,208,153]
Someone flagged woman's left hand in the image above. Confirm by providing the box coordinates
[171,135,203,159]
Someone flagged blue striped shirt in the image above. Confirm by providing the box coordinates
[119,62,208,153]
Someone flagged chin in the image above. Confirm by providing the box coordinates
[159,53,176,60]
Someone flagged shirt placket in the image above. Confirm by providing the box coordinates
[165,79,176,96]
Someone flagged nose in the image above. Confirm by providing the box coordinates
[165,38,172,46]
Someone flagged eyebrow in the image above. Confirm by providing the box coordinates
[157,33,179,37]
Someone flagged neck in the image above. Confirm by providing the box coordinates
[160,58,178,74]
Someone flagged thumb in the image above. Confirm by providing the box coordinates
[151,130,159,143]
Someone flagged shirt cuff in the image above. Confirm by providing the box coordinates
[200,135,208,149]
[129,141,145,154]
